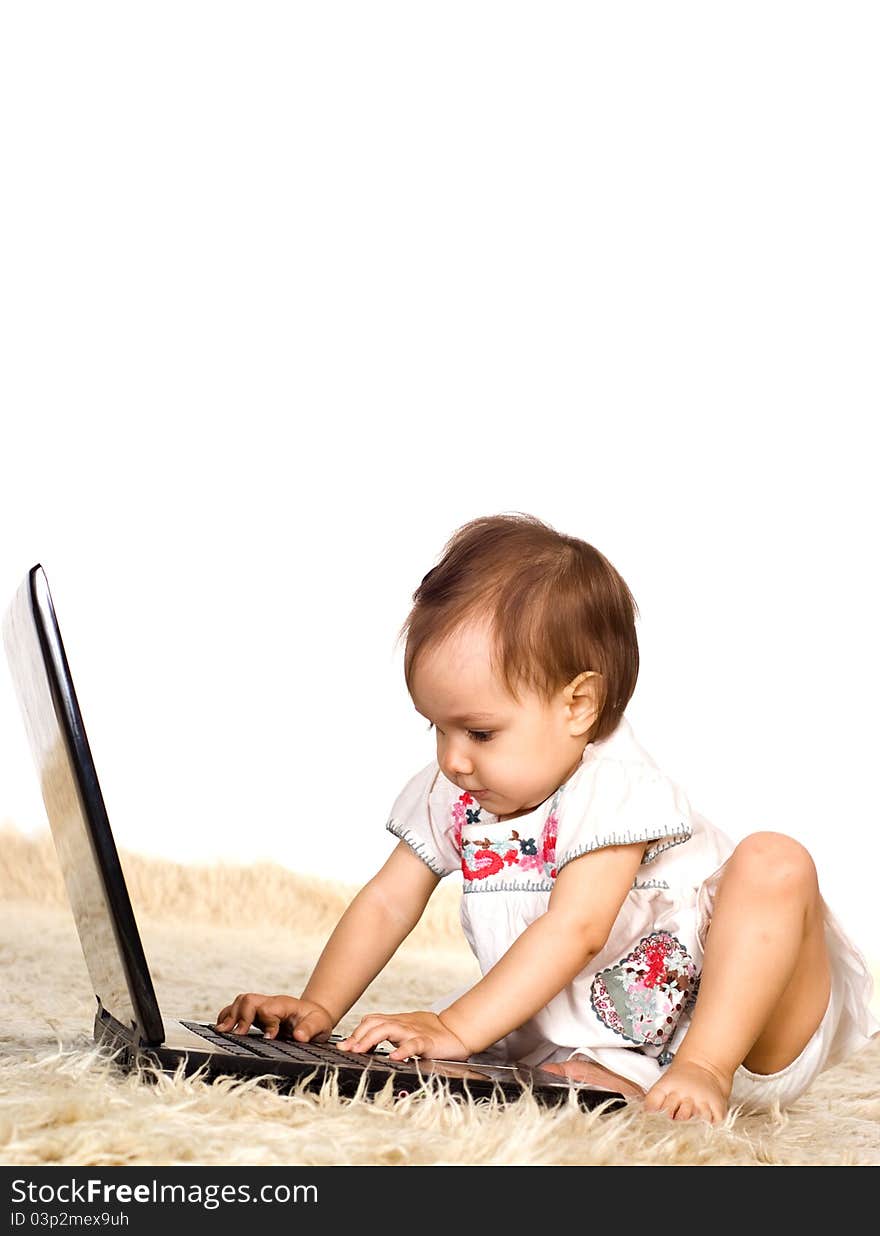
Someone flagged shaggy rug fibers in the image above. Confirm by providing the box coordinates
[2,826,879,1167]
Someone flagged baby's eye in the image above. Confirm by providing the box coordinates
[425,722,493,743]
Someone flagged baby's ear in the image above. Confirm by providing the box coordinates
[564,671,604,734]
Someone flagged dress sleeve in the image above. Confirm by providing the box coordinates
[554,758,694,873]
[385,760,462,878]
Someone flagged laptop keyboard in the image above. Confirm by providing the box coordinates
[180,1021,420,1073]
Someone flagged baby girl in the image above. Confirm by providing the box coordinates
[217,513,878,1121]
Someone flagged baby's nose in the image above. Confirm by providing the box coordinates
[442,750,473,778]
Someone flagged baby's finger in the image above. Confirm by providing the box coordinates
[389,1037,427,1061]
[228,996,261,1034]
[215,1004,234,1028]
[348,1015,386,1038]
[215,996,248,1031]
[291,1011,325,1042]
[338,1017,383,1048]
[344,1021,401,1053]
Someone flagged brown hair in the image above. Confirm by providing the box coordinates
[396,513,640,744]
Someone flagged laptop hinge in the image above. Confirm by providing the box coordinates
[95,996,158,1047]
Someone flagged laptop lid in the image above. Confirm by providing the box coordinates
[2,564,165,1046]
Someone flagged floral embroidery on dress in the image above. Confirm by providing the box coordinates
[458,791,560,891]
[451,791,479,853]
[590,932,698,1049]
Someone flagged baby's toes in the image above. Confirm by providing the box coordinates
[643,1085,671,1115]
[707,1099,728,1125]
[673,1096,695,1121]
[659,1090,684,1119]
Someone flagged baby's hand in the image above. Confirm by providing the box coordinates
[338,1010,471,1062]
[214,993,334,1042]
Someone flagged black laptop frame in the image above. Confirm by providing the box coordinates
[4,566,165,1043]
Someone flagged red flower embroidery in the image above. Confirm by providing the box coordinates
[643,939,671,989]
[541,810,558,866]
[503,849,519,866]
[461,848,504,881]
[459,792,474,806]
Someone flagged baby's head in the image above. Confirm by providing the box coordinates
[398,513,640,823]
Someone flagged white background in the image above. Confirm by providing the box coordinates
[1,4,877,957]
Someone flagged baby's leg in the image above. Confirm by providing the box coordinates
[540,1056,645,1099]
[644,831,832,1123]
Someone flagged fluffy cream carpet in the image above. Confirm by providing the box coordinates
[2,825,879,1167]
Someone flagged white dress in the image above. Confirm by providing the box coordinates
[385,715,879,1106]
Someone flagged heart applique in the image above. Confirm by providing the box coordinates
[590,932,698,1048]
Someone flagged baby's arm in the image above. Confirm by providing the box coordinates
[299,841,441,1028]
[439,842,648,1054]
[215,841,440,1039]
[342,841,647,1060]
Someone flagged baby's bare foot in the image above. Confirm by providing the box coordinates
[643,1059,731,1124]
[540,1056,645,1100]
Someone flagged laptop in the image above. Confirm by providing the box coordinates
[2,564,625,1112]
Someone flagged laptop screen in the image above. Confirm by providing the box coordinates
[2,566,164,1044]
